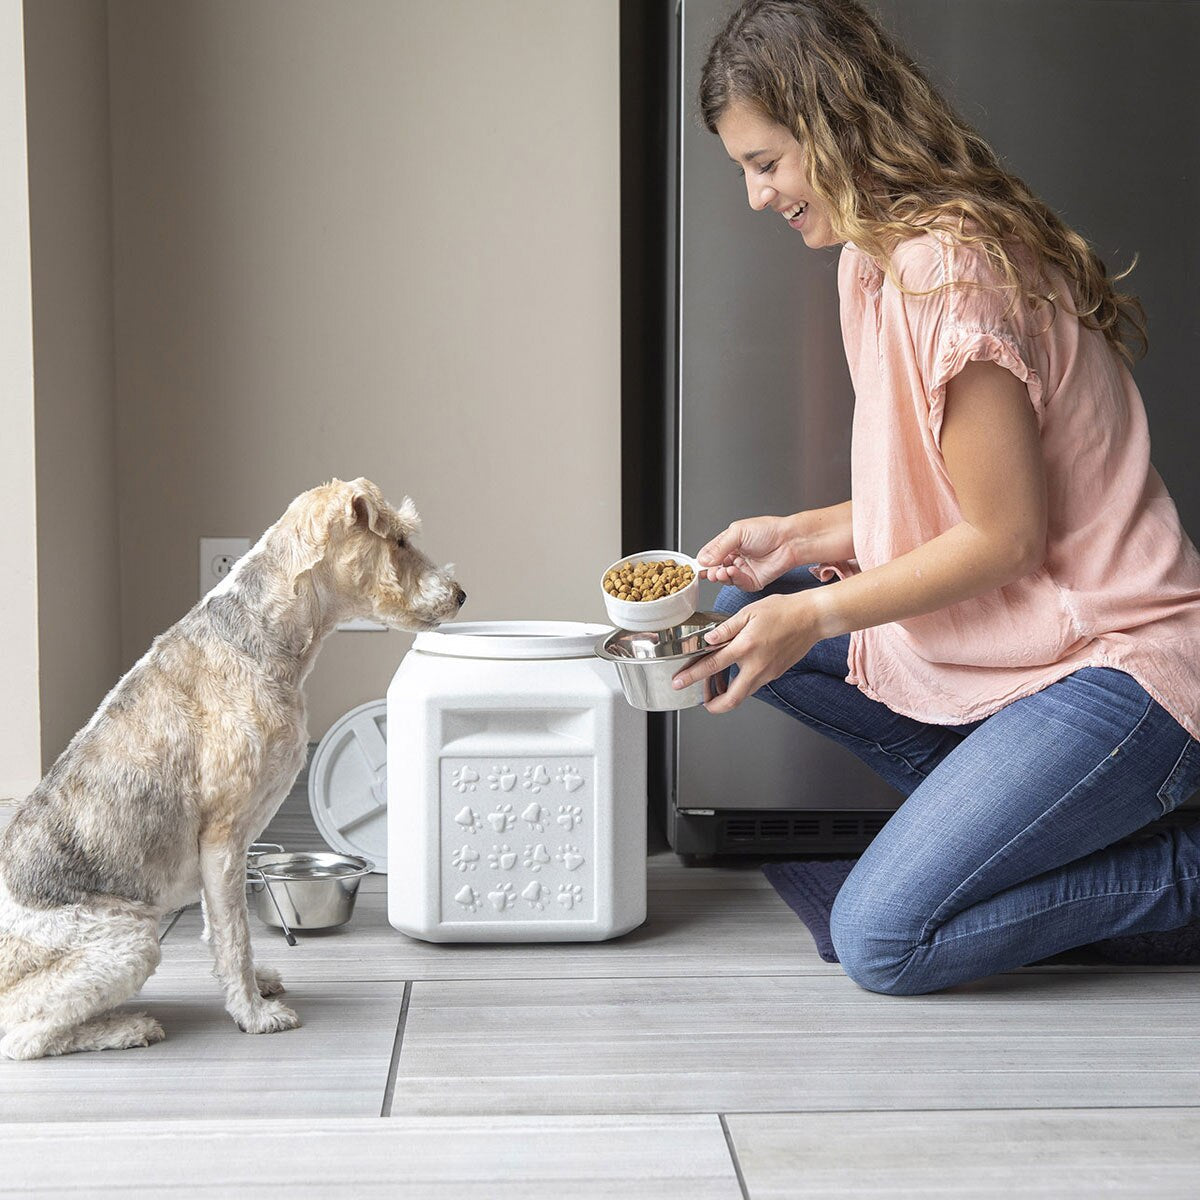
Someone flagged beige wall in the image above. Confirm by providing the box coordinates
[0,0,41,800]
[106,0,622,738]
[24,0,121,768]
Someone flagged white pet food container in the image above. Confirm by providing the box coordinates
[387,621,647,943]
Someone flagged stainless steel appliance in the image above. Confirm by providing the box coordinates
[638,0,1200,858]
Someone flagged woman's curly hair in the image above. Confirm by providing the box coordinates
[700,0,1147,362]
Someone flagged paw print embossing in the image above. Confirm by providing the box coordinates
[557,883,583,910]
[487,882,516,911]
[556,765,585,793]
[522,843,551,872]
[520,802,548,832]
[487,844,518,870]
[488,764,517,792]
[521,880,547,911]
[556,843,585,872]
[453,806,482,834]
[486,803,515,833]
[453,885,481,912]
[522,764,551,794]
[451,765,480,793]
[451,845,480,872]
[556,804,583,832]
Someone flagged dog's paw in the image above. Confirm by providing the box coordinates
[236,997,301,1035]
[0,1028,49,1061]
[255,965,285,997]
[120,1013,166,1049]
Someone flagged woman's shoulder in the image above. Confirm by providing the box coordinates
[887,223,1030,312]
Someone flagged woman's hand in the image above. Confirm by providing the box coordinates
[696,515,801,590]
[672,591,827,714]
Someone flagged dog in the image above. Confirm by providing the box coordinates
[0,478,465,1060]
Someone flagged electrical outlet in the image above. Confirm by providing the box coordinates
[199,537,251,598]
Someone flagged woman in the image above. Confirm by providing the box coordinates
[671,0,1200,995]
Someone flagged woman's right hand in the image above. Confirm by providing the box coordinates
[696,515,802,591]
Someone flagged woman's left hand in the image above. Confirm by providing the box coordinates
[671,592,826,714]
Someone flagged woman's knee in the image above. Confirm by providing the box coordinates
[829,877,932,997]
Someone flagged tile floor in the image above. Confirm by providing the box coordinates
[1,777,1198,1197]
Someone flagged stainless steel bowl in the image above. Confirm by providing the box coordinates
[595,611,729,711]
[247,850,374,934]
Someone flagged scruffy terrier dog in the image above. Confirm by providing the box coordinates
[0,478,465,1060]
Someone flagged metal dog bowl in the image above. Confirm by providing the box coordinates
[595,611,729,711]
[247,849,374,939]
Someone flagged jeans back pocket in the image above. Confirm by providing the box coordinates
[1157,736,1200,816]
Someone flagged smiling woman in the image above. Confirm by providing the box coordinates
[715,101,837,248]
[675,0,1200,999]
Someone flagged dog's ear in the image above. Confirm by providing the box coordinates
[347,483,390,538]
[284,485,351,595]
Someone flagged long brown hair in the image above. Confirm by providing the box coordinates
[700,0,1147,362]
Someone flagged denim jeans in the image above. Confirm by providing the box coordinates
[716,567,1200,995]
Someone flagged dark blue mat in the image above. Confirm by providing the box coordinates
[762,858,1200,966]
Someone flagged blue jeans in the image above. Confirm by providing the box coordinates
[716,568,1200,995]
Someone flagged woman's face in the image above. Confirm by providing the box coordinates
[715,100,839,249]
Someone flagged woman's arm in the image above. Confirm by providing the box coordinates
[791,499,855,566]
[810,359,1046,640]
[676,359,1046,711]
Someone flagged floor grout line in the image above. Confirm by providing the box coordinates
[719,1113,752,1200]
[379,981,412,1118]
[158,908,187,944]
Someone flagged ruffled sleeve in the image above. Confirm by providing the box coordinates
[897,233,1045,453]
[928,327,1044,452]
[809,560,860,582]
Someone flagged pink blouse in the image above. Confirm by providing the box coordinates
[819,231,1200,738]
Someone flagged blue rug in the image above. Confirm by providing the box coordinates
[762,858,1200,966]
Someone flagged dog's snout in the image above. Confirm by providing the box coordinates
[455,587,467,608]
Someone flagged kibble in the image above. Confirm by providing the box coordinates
[603,559,694,602]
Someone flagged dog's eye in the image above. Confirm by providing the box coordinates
[395,536,407,549]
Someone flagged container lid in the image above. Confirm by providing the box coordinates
[308,700,389,873]
[412,620,613,660]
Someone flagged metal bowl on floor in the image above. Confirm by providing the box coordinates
[595,611,729,711]
[247,849,374,937]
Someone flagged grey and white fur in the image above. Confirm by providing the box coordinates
[0,478,464,1059]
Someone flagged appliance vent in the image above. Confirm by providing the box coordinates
[715,812,893,854]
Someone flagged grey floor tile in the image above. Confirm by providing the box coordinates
[724,1108,1200,1198]
[0,1114,743,1199]
[157,879,832,983]
[388,971,1200,1117]
[0,977,403,1123]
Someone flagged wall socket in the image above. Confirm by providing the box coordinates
[199,537,251,599]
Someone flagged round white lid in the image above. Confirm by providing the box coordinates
[308,699,388,873]
[412,620,613,660]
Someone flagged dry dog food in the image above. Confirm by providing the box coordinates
[603,559,694,602]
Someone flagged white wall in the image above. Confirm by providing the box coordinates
[106,0,622,737]
[24,0,121,769]
[0,0,41,800]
